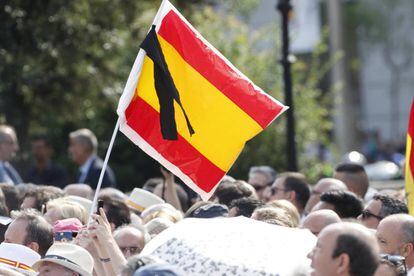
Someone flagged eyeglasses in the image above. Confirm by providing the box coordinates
[380,254,407,275]
[119,246,142,255]
[360,209,383,220]
[253,185,268,192]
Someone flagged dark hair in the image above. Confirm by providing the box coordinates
[283,176,310,209]
[373,194,408,218]
[99,196,131,229]
[335,163,369,197]
[229,197,264,217]
[320,190,363,218]
[23,187,64,211]
[214,180,254,207]
[332,233,379,276]
[0,184,20,213]
[335,163,366,173]
[31,134,51,147]
[185,201,212,218]
[12,209,53,257]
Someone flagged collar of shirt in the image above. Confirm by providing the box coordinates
[79,155,96,175]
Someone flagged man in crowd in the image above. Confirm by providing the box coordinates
[228,197,264,217]
[247,166,276,201]
[376,214,414,270]
[305,178,348,215]
[69,128,116,189]
[33,243,94,276]
[308,222,379,276]
[64,183,93,199]
[113,225,147,258]
[4,209,53,257]
[213,180,256,207]
[25,135,68,188]
[312,190,363,219]
[0,125,23,185]
[334,163,369,200]
[270,172,310,216]
[358,194,408,229]
[301,209,341,236]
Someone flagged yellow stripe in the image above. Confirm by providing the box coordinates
[405,135,414,215]
[134,36,263,171]
[127,200,146,212]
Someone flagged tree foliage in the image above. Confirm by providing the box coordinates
[0,0,332,189]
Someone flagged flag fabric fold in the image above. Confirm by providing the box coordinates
[140,25,194,140]
[117,0,288,200]
[405,100,414,214]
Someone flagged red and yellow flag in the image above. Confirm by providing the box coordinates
[117,0,287,200]
[405,100,414,214]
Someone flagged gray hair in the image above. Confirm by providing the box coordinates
[0,125,17,144]
[401,219,414,244]
[69,128,98,153]
[248,166,277,185]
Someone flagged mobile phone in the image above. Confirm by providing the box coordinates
[97,200,104,214]
[55,232,73,242]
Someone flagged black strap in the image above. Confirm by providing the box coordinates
[43,255,78,266]
[140,25,195,140]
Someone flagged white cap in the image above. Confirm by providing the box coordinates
[127,188,164,212]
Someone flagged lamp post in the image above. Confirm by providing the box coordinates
[277,0,298,171]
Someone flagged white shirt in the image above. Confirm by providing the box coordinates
[0,161,13,184]
[78,155,95,183]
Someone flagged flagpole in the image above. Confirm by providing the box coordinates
[87,118,120,224]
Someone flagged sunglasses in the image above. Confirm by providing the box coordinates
[120,246,142,255]
[380,254,407,275]
[361,209,383,220]
[253,185,268,192]
[270,187,288,195]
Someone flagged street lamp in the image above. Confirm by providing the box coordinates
[277,0,298,171]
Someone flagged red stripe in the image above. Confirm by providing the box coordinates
[125,96,225,193]
[157,10,284,129]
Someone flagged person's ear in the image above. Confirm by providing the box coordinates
[401,243,413,257]
[110,222,116,232]
[288,190,296,201]
[26,241,39,254]
[336,253,350,274]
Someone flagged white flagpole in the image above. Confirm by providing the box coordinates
[87,118,120,224]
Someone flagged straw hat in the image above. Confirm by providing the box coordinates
[127,188,164,212]
[32,243,93,276]
[0,242,40,274]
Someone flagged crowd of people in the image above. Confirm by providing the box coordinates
[0,123,412,276]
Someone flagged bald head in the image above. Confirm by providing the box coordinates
[301,210,341,236]
[304,178,348,214]
[113,225,147,258]
[309,222,379,276]
[334,163,369,198]
[376,214,414,269]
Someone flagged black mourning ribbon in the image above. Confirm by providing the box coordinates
[140,25,195,140]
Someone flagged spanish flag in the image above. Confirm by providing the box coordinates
[117,0,287,200]
[405,100,414,214]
